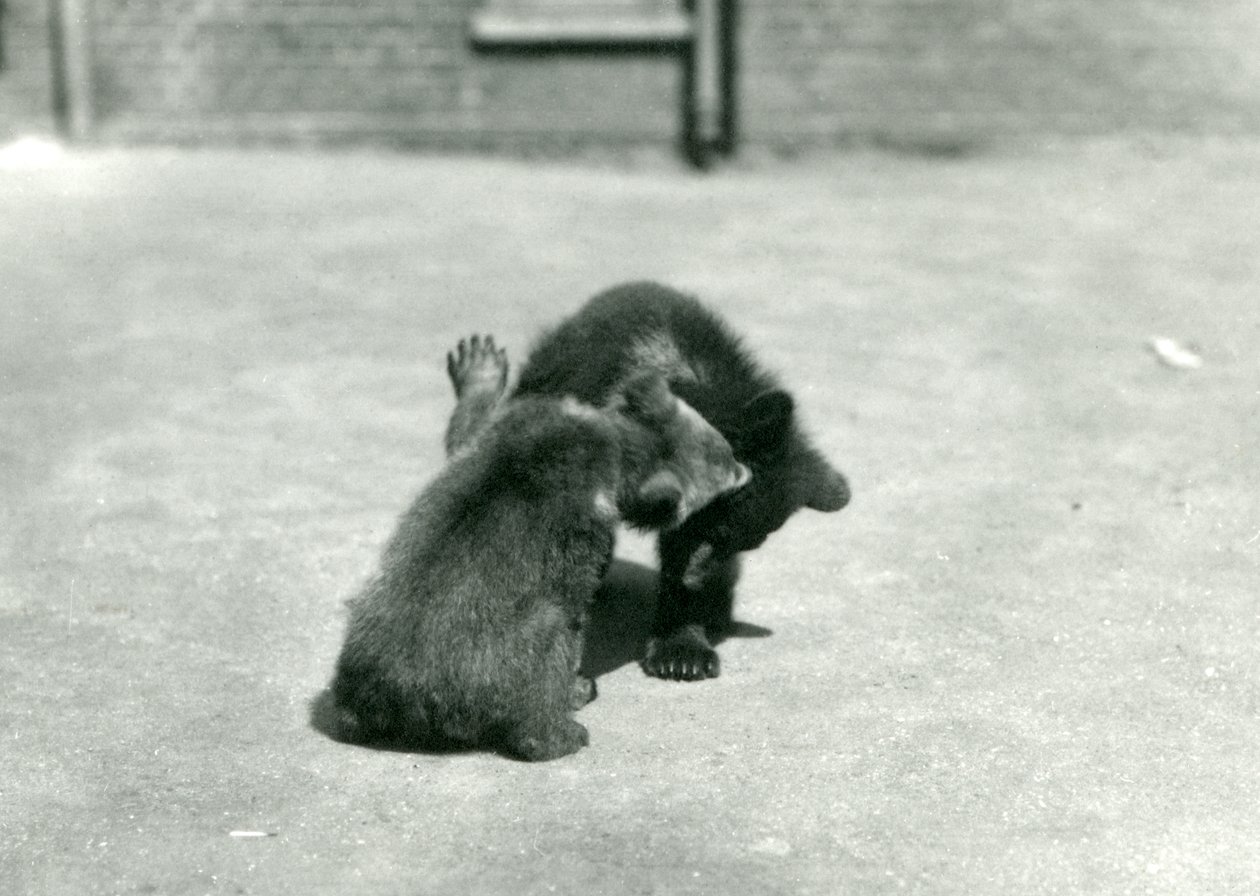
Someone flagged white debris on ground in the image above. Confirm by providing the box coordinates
[1148,336,1203,370]
[0,136,67,170]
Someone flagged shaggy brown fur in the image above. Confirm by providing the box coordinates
[322,349,748,760]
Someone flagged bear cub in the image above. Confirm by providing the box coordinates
[323,341,749,761]
[460,282,851,682]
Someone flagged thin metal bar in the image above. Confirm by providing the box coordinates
[50,0,95,139]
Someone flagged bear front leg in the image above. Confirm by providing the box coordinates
[642,529,741,681]
[444,334,509,456]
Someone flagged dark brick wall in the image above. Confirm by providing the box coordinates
[3,1,1259,149]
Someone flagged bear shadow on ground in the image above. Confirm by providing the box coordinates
[579,558,773,679]
[308,558,772,755]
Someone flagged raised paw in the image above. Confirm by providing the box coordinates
[569,674,597,710]
[642,625,720,681]
[446,334,508,400]
[509,718,590,762]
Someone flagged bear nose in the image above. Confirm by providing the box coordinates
[733,463,752,489]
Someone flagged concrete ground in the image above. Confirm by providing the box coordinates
[2,139,1258,895]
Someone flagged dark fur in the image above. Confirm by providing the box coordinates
[325,373,748,760]
[511,282,851,680]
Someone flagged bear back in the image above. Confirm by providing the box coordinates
[514,282,849,539]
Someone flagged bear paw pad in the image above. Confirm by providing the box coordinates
[447,334,508,399]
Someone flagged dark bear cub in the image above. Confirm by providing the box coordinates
[450,282,851,682]
[324,349,749,761]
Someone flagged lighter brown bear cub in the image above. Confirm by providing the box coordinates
[323,353,749,761]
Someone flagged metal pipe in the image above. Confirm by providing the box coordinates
[48,0,94,139]
[683,0,737,167]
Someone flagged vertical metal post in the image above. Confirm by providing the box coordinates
[49,0,95,139]
[692,0,721,148]
[682,0,737,168]
[716,0,738,156]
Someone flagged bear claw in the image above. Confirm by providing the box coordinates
[642,629,720,681]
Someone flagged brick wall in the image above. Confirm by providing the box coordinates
[88,0,679,146]
[740,0,1260,149]
[0,0,56,136]
[4,1,1260,150]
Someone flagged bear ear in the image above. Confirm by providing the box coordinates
[743,389,794,450]
[618,372,677,425]
[800,451,851,512]
[630,469,685,528]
